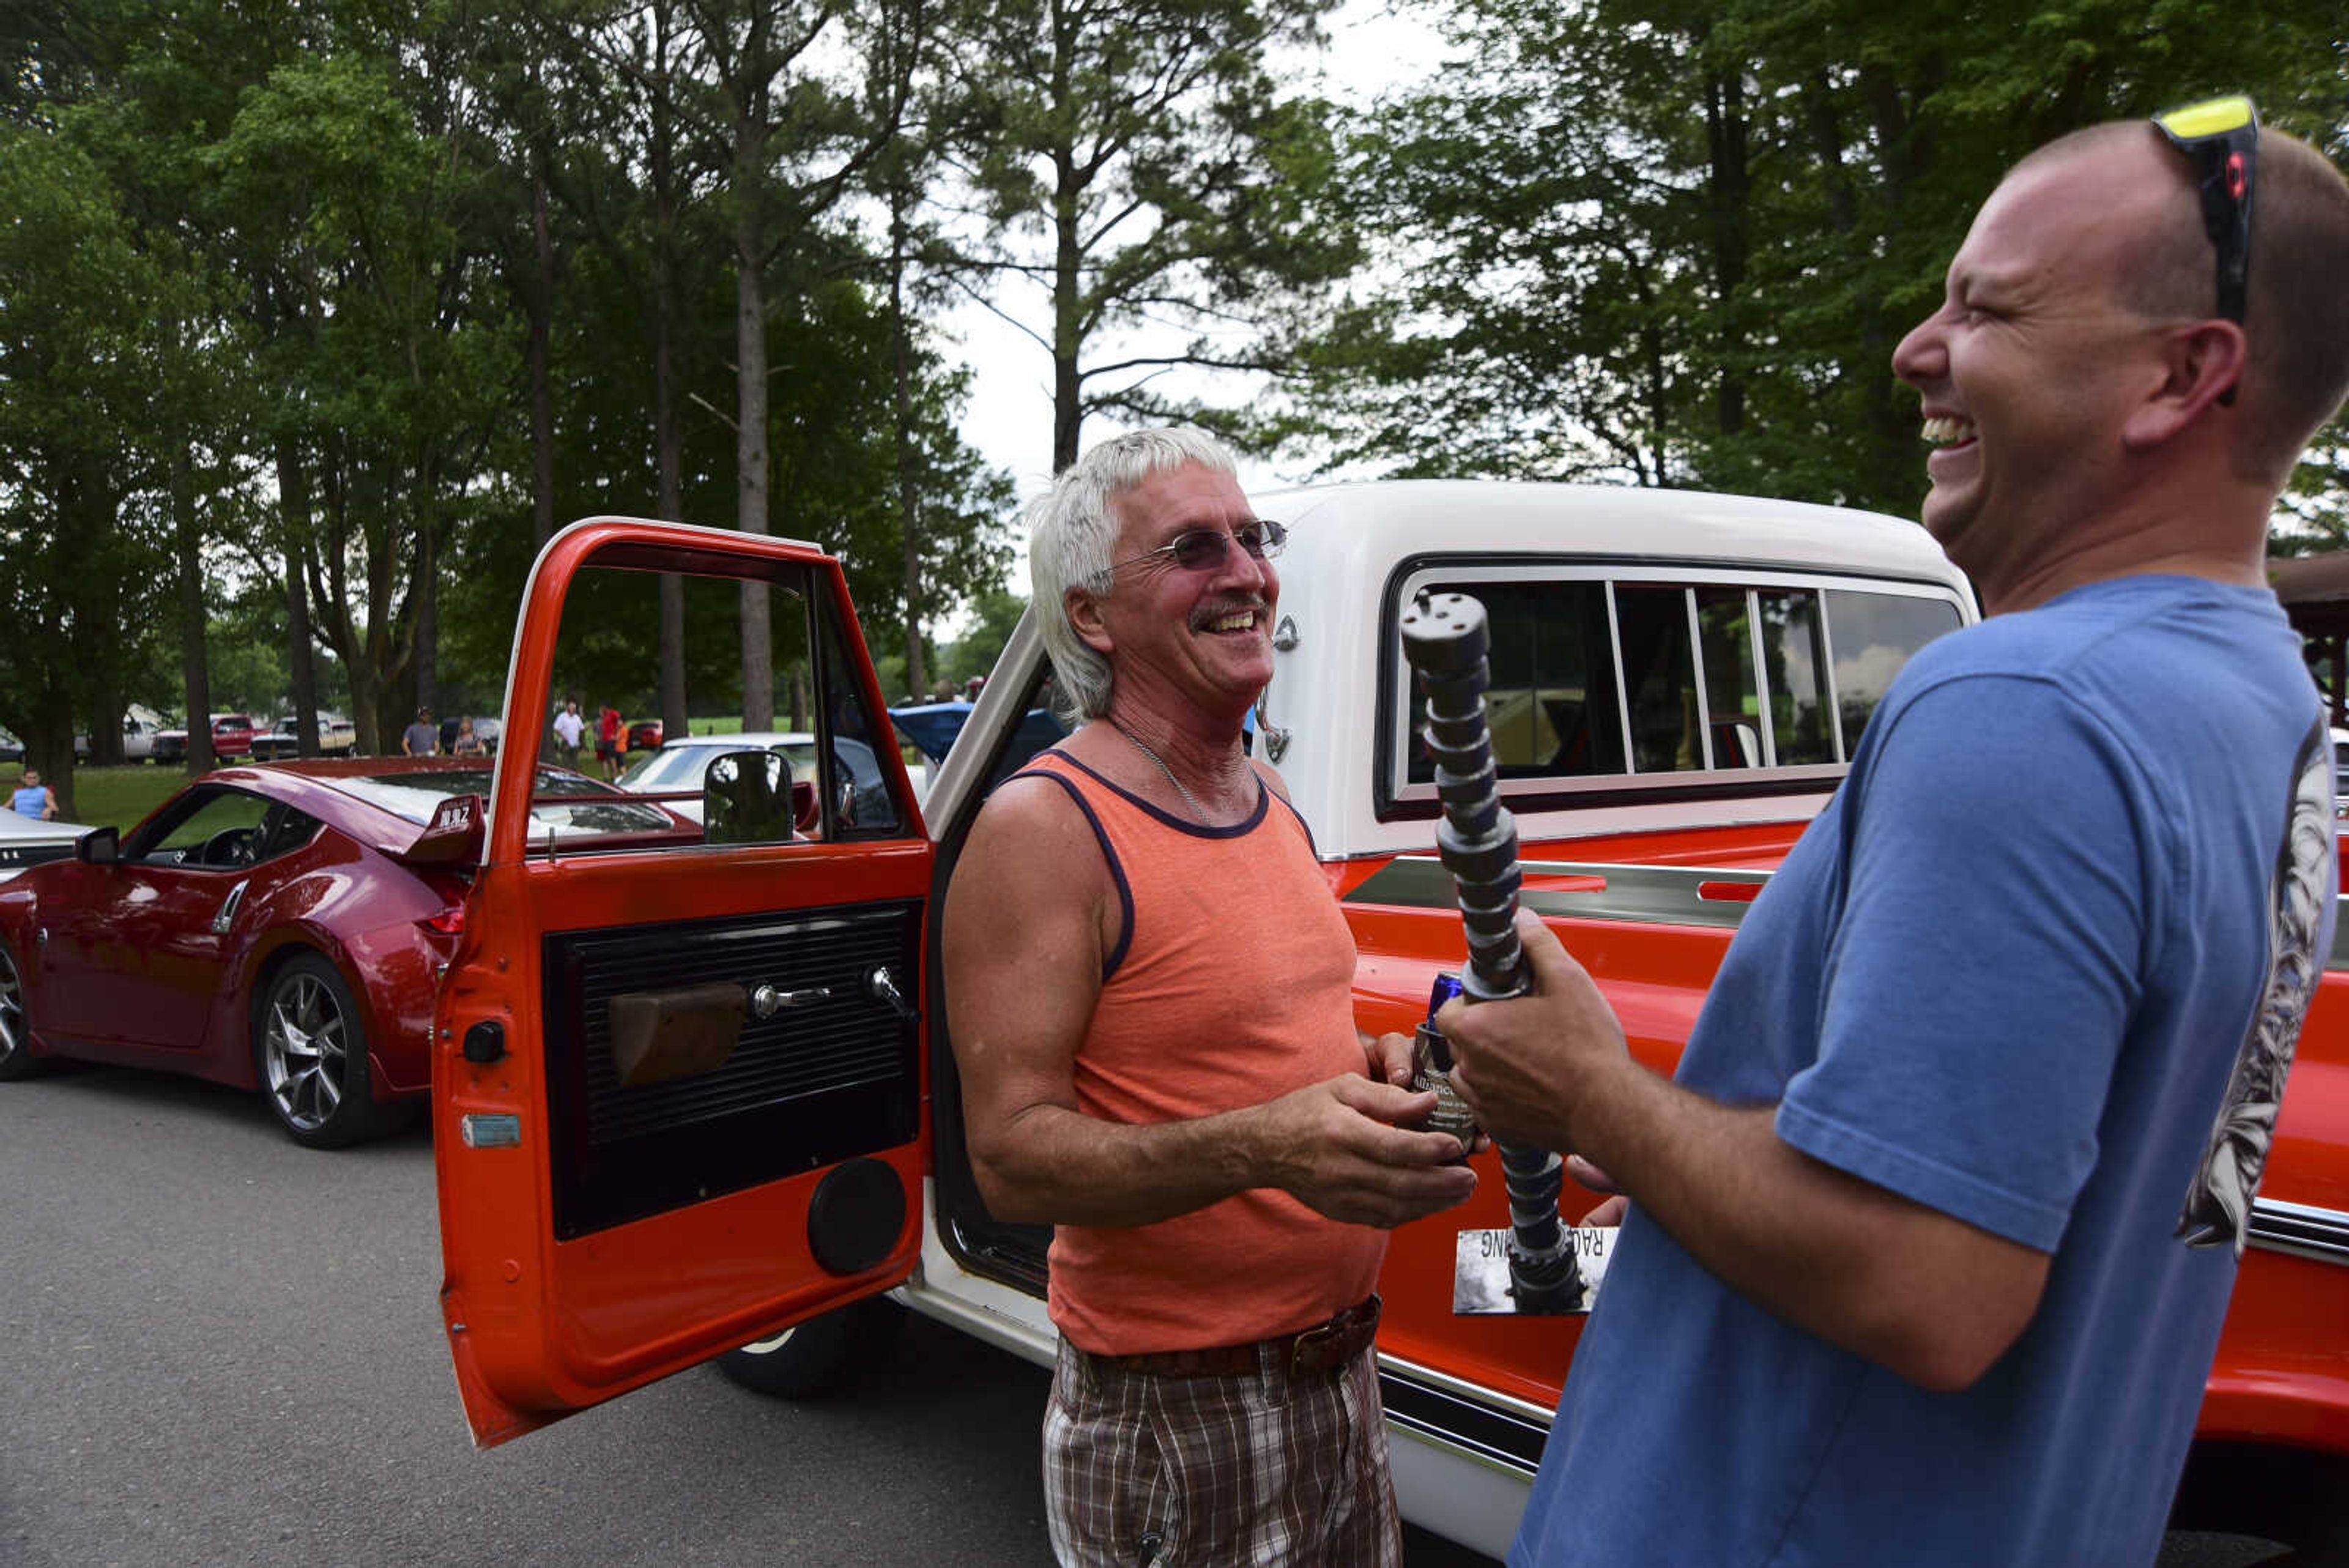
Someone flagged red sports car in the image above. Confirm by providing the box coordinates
[0,757,686,1147]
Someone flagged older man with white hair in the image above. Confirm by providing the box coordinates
[942,428,1477,1567]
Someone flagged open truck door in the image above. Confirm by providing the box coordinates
[432,519,932,1446]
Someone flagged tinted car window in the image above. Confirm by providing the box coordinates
[1823,590,1964,749]
[135,788,273,868]
[1617,584,1703,774]
[1759,590,1835,765]
[1408,581,1623,784]
[1695,587,1762,770]
[1397,574,1963,794]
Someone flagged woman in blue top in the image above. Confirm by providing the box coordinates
[11,768,56,820]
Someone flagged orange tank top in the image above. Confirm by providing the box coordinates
[1019,749,1387,1354]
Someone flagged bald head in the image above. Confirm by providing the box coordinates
[2011,119,2349,482]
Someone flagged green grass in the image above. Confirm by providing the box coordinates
[0,762,187,833]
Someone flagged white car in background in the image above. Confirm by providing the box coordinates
[613,732,893,827]
[251,712,358,762]
[0,808,91,882]
[74,705,168,763]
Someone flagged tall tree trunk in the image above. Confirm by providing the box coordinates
[171,440,214,776]
[414,505,439,722]
[530,156,557,552]
[1051,171,1083,470]
[650,0,689,746]
[734,165,774,732]
[89,678,125,767]
[890,182,927,700]
[1703,69,1750,442]
[278,440,321,757]
[1050,0,1082,471]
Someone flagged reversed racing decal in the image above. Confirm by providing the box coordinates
[2177,717,2337,1255]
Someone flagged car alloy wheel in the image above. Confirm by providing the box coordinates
[263,966,350,1133]
[254,954,390,1148]
[0,942,35,1079]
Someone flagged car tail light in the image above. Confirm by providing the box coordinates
[418,871,470,936]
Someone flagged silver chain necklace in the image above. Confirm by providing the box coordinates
[1107,717,1211,822]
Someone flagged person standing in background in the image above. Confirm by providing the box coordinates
[400,707,437,758]
[552,700,585,771]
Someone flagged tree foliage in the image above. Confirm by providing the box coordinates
[958,0,1354,466]
[0,0,1020,771]
[1284,0,2349,526]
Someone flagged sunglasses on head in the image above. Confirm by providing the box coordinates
[1111,517,1288,574]
[2151,94,2258,326]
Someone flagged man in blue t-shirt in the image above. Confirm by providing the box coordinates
[1441,108,2349,1566]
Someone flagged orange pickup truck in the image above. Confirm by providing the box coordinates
[430,482,2348,1558]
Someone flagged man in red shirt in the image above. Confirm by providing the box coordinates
[595,705,622,779]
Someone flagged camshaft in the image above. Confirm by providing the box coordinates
[1400,589,1583,1315]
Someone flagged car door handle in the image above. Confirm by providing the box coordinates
[212,880,250,935]
[865,964,916,1020]
[749,983,831,1020]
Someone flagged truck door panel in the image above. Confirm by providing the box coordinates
[434,519,930,1447]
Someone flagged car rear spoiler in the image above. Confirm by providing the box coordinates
[401,792,487,867]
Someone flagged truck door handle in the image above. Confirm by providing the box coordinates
[866,964,916,1020]
[749,983,831,1020]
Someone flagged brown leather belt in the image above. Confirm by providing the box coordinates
[1099,1296,1381,1381]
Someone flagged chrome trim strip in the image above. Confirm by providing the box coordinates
[1378,1351,1558,1425]
[1376,1352,1554,1480]
[2247,1197,2349,1266]
[1348,855,1768,931]
[2328,896,2349,972]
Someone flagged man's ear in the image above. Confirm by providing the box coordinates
[2122,320,2247,450]
[1067,587,1114,656]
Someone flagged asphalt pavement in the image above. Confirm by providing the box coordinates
[0,1065,1496,1567]
[0,1064,2297,1567]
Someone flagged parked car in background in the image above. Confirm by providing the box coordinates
[0,730,21,765]
[250,712,358,762]
[0,810,91,882]
[888,701,1067,804]
[614,731,888,827]
[626,718,664,752]
[0,757,693,1146]
[73,705,166,764]
[154,713,258,766]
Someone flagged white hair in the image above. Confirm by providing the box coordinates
[1025,428,1241,721]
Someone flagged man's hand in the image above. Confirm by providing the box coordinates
[1259,1075,1477,1228]
[1438,908,1630,1153]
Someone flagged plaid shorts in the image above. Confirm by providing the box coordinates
[1041,1334,1402,1567]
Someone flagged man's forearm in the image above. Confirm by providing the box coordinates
[974,1101,1276,1227]
[1570,1060,2047,1390]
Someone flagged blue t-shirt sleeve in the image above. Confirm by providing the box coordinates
[1776,675,2162,1252]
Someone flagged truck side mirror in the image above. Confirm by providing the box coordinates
[704,750,795,846]
[76,826,120,865]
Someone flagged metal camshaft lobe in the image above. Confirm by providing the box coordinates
[1399,590,1584,1315]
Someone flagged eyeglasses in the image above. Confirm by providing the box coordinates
[2151,94,2258,326]
[1110,518,1288,574]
